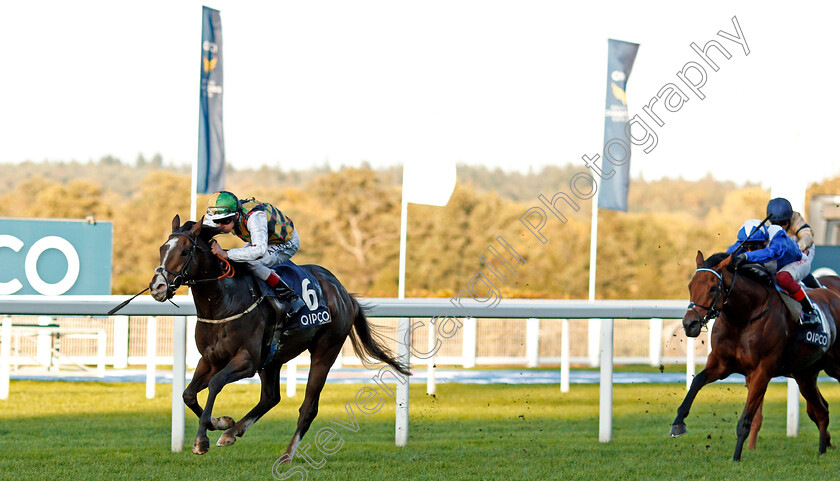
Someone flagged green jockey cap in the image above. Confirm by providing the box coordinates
[206,191,239,221]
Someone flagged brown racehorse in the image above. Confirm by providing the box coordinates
[746,274,840,449]
[670,252,840,461]
[818,274,840,294]
[149,216,410,457]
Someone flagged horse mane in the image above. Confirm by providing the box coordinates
[178,221,253,279]
[178,220,196,232]
[175,220,223,245]
[703,252,729,268]
[199,223,223,244]
[704,251,773,286]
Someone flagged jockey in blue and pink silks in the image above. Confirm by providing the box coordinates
[727,218,819,326]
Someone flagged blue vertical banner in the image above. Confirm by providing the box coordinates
[197,6,225,194]
[598,39,639,212]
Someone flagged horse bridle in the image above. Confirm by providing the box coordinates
[686,267,737,329]
[686,263,772,329]
[155,232,234,299]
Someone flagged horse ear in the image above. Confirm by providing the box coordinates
[190,216,203,236]
[695,250,704,268]
[172,215,181,232]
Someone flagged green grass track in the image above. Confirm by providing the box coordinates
[1,380,839,480]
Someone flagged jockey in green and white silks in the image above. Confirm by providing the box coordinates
[204,191,305,317]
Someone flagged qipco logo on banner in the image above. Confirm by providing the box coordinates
[0,219,113,296]
[0,235,80,295]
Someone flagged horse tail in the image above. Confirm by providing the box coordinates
[348,297,411,377]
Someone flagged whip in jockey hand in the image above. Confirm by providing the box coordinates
[727,218,819,326]
[204,191,306,321]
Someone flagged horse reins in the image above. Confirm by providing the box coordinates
[157,232,271,324]
[688,213,773,327]
[108,231,237,316]
[155,233,235,300]
[687,265,769,329]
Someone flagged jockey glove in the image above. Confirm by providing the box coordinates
[731,253,747,269]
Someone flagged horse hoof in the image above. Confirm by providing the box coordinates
[192,439,210,455]
[669,424,687,437]
[212,416,236,430]
[217,434,236,447]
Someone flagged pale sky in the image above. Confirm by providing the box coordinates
[1,1,839,193]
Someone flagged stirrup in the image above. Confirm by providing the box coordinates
[271,278,305,315]
[285,295,305,315]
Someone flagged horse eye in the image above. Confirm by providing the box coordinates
[181,249,189,257]
[709,285,718,294]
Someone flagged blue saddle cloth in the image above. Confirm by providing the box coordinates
[771,284,833,349]
[257,260,332,330]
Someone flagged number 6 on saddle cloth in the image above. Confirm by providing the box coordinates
[259,260,332,330]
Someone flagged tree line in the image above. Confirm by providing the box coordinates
[1,158,833,299]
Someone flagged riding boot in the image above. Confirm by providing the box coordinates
[802,273,824,289]
[272,278,306,316]
[799,295,820,326]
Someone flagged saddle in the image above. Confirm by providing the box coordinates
[256,261,332,330]
[737,262,835,349]
[257,261,333,371]
[733,262,774,286]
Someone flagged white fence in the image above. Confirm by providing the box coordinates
[0,296,800,451]
[0,300,701,371]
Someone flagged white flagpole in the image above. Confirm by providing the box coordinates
[395,175,409,447]
[590,184,614,442]
[181,27,201,451]
[398,192,408,300]
[190,159,198,222]
[587,186,600,367]
[394,159,454,447]
[588,188,599,302]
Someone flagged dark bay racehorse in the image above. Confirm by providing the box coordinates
[670,251,840,461]
[149,216,410,457]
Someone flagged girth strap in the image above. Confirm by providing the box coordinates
[197,295,266,324]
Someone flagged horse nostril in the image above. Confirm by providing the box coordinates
[150,276,167,292]
[683,321,701,338]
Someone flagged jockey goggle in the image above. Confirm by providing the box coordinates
[208,205,234,215]
[213,215,236,225]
